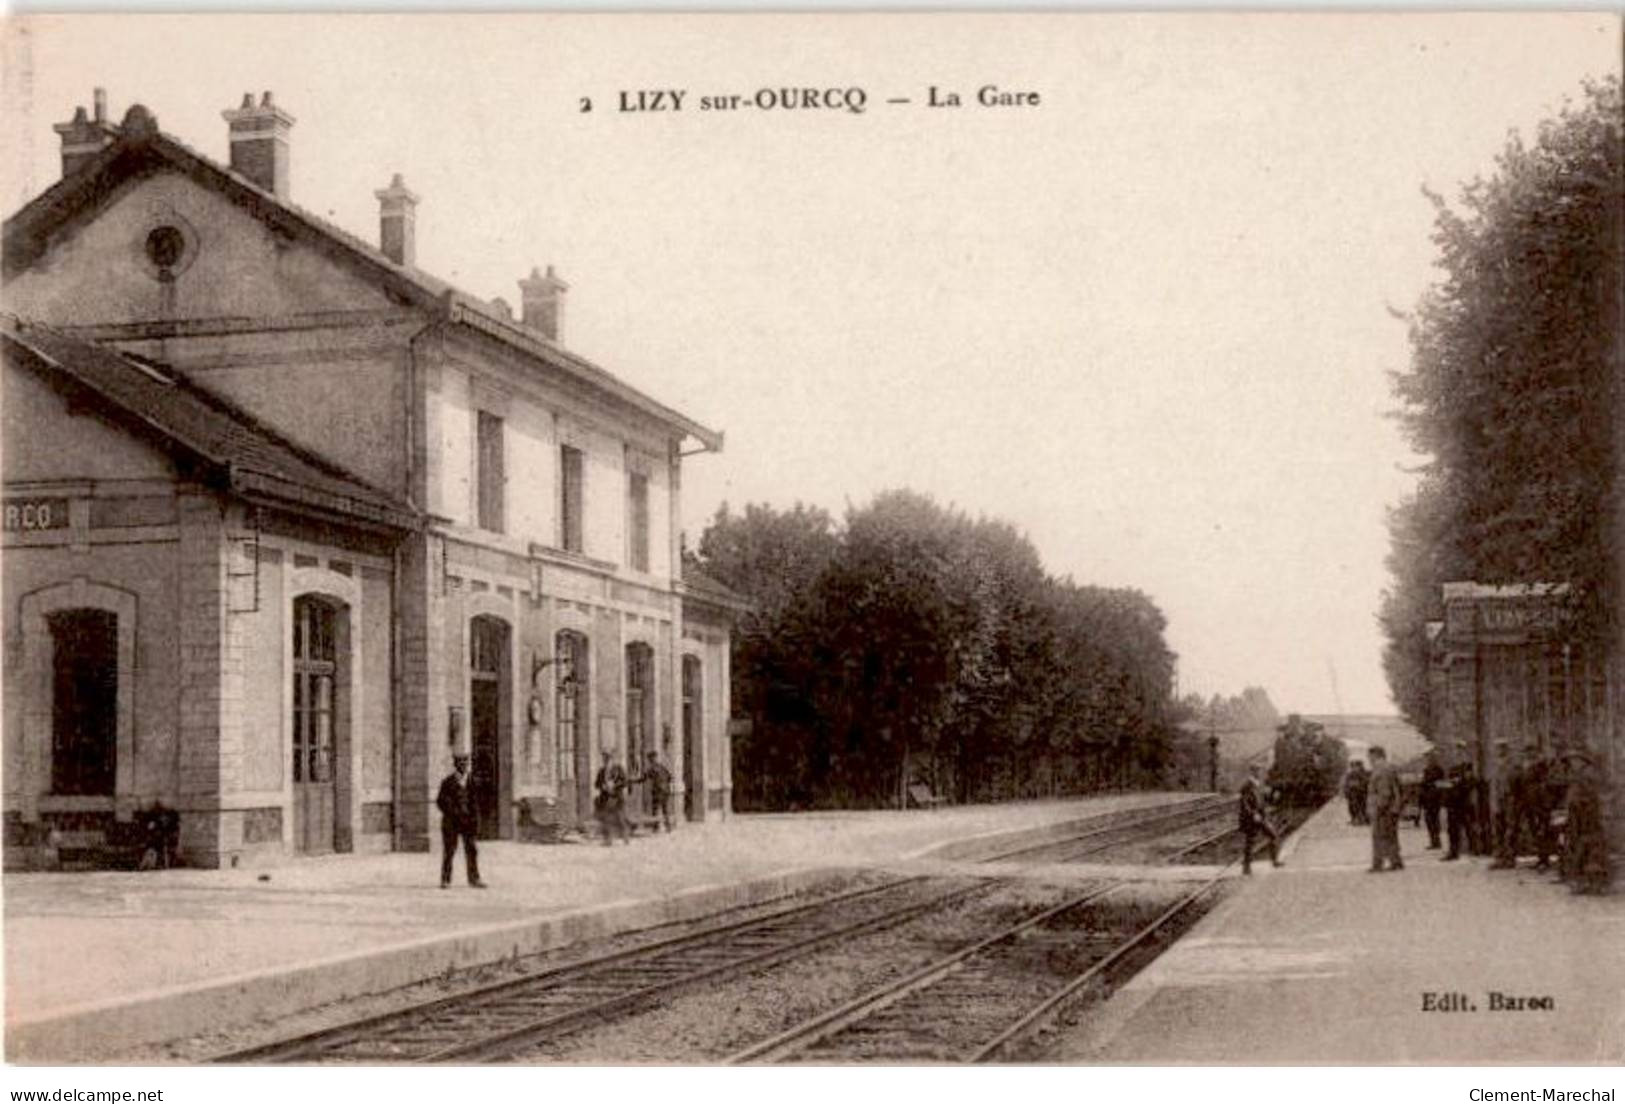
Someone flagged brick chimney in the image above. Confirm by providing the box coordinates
[52,88,119,177]
[373,173,419,267]
[519,265,568,341]
[222,91,294,199]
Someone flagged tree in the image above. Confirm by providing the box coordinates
[694,501,838,809]
[1384,78,1623,719]
[695,488,1187,810]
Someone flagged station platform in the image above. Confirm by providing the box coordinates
[4,790,1198,1062]
[1055,800,1625,1064]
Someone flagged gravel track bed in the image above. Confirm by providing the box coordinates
[145,869,898,1064]
[496,878,1109,1063]
[1171,806,1317,865]
[791,881,1211,1063]
[1007,881,1232,1062]
[1074,814,1238,865]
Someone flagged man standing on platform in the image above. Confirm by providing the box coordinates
[1343,761,1369,826]
[437,752,486,888]
[1367,745,1404,872]
[638,749,675,833]
[1420,747,1445,850]
[1491,739,1523,870]
[1238,763,1282,876]
[1559,748,1611,895]
[1519,744,1557,870]
[595,749,632,846]
[1442,740,1478,860]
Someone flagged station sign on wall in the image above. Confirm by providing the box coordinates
[3,497,69,532]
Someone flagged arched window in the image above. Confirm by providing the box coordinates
[48,609,119,796]
[291,597,338,785]
[555,631,587,783]
[682,654,703,820]
[626,642,654,765]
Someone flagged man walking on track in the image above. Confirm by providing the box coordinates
[437,752,486,888]
[1238,762,1282,876]
[1367,745,1404,873]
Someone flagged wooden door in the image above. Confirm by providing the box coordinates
[682,656,702,821]
[470,616,508,839]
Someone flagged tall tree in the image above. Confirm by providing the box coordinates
[1385,78,1623,717]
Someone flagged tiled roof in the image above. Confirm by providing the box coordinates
[2,317,418,530]
[2,109,722,450]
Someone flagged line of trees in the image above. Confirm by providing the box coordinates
[1380,78,1622,734]
[694,490,1179,810]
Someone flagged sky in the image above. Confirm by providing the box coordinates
[3,13,1619,716]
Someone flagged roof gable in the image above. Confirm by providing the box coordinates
[2,318,418,530]
[4,108,722,450]
[2,349,179,484]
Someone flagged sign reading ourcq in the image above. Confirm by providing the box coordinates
[3,498,69,532]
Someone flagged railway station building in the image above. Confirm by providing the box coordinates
[3,90,743,869]
[1428,581,1621,859]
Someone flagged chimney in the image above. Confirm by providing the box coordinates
[222,91,295,199]
[519,265,569,341]
[52,87,119,177]
[373,173,419,267]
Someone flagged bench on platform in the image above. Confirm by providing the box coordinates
[907,783,947,810]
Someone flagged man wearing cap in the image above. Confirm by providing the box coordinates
[437,752,486,888]
[1560,748,1610,895]
[1442,740,1480,860]
[1343,761,1369,826]
[1518,744,1557,870]
[1419,747,1445,850]
[636,749,675,834]
[1366,745,1404,872]
[1238,762,1283,875]
[1490,740,1522,870]
[594,749,632,846]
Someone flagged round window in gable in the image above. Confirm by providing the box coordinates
[135,215,199,282]
[145,226,185,269]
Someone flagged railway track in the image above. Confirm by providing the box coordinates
[216,874,990,1063]
[724,826,1238,1065]
[726,874,1225,1064]
[214,796,1250,1065]
[986,796,1237,865]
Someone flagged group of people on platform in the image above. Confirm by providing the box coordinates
[590,748,676,847]
[1342,740,1610,894]
[435,747,679,888]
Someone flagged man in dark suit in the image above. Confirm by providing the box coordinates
[594,749,632,846]
[638,749,675,833]
[1442,740,1478,860]
[437,752,486,888]
[1238,763,1282,876]
[1419,748,1445,850]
